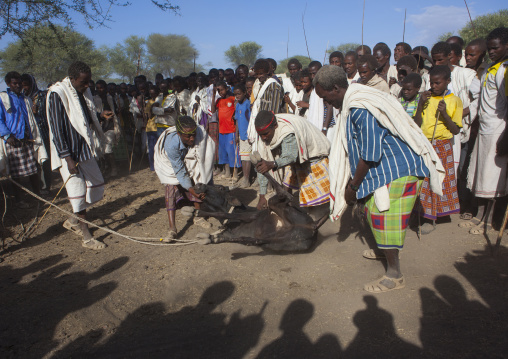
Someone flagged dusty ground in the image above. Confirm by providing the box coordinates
[1,163,507,359]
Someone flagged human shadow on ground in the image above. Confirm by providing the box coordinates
[0,255,128,359]
[53,281,266,359]
[419,246,508,358]
[256,298,342,359]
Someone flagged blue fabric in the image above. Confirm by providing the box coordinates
[235,100,250,141]
[346,108,429,199]
[147,131,160,172]
[163,131,192,189]
[0,89,32,140]
[219,132,240,167]
[156,126,167,137]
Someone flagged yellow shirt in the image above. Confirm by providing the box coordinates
[145,99,157,132]
[421,93,463,141]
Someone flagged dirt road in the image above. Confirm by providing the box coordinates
[1,166,507,358]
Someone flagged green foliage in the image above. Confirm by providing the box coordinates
[459,9,508,45]
[224,42,262,68]
[327,43,362,55]
[276,56,314,75]
[145,33,199,77]
[437,9,508,45]
[0,24,110,85]
[0,1,179,38]
[107,36,147,82]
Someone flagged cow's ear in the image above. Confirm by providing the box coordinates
[225,194,242,207]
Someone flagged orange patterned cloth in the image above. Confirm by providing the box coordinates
[283,157,330,207]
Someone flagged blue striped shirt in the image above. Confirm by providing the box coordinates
[346,108,429,199]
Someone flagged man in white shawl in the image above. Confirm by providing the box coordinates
[0,71,48,208]
[314,65,444,293]
[252,110,330,212]
[93,80,121,177]
[154,116,215,240]
[46,61,109,250]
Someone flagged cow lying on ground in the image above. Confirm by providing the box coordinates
[188,153,328,252]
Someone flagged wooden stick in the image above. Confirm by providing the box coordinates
[495,203,508,253]
[361,0,366,48]
[302,3,311,60]
[287,27,289,59]
[128,127,137,173]
[463,0,478,38]
[403,8,407,42]
[323,40,329,64]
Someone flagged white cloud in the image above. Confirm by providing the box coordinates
[407,5,470,46]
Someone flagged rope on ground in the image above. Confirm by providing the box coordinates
[6,177,199,247]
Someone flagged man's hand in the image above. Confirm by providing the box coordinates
[256,159,275,174]
[189,187,205,200]
[101,110,114,120]
[389,77,397,87]
[344,184,357,205]
[437,100,447,117]
[296,101,309,109]
[65,157,79,175]
[256,195,268,210]
[6,136,16,146]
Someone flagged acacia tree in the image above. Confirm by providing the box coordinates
[225,41,262,68]
[0,24,109,85]
[327,43,361,55]
[0,1,179,38]
[108,35,147,82]
[438,9,508,45]
[145,34,200,76]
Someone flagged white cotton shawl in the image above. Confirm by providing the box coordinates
[328,84,445,221]
[288,88,304,115]
[451,66,476,143]
[189,87,208,123]
[248,77,279,145]
[0,93,48,175]
[256,114,330,184]
[306,89,325,130]
[93,94,121,143]
[46,77,105,171]
[154,125,215,186]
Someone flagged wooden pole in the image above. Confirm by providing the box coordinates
[287,27,289,59]
[361,0,365,48]
[403,8,407,42]
[463,0,478,38]
[302,3,311,61]
[136,47,141,76]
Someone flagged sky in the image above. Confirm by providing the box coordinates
[0,0,506,90]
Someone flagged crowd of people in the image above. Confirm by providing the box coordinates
[0,26,507,293]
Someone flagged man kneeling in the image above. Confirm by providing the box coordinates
[253,110,331,212]
[154,116,215,240]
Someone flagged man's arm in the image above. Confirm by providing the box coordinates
[322,103,334,134]
[164,134,193,190]
[255,134,298,174]
[0,99,12,139]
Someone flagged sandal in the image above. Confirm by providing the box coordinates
[458,218,482,228]
[162,230,177,243]
[82,238,106,250]
[364,275,405,293]
[194,217,212,229]
[362,249,385,260]
[63,219,83,236]
[469,223,493,235]
[459,213,473,220]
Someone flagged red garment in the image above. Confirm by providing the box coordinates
[217,96,236,134]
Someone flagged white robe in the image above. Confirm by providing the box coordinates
[306,89,325,130]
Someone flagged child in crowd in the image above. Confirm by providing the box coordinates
[391,55,419,97]
[400,73,422,119]
[283,71,303,114]
[245,76,256,105]
[145,85,161,171]
[296,69,312,117]
[212,81,240,180]
[233,84,252,188]
[344,51,360,84]
[414,65,463,234]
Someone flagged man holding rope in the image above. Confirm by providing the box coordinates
[47,61,111,250]
[154,116,215,240]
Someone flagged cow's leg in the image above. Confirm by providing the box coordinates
[195,209,263,223]
[251,151,293,202]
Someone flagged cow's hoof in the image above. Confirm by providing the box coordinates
[195,232,211,245]
[181,206,195,218]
